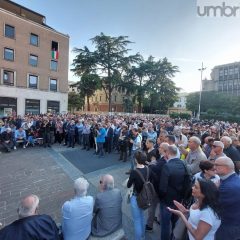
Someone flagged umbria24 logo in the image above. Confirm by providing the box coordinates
[197,0,240,17]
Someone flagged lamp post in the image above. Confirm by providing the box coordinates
[197,62,206,120]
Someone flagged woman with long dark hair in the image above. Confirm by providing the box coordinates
[168,178,221,240]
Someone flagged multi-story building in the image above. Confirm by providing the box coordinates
[0,0,69,116]
[202,61,240,95]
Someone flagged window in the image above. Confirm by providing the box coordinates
[29,54,38,67]
[50,79,57,91]
[115,96,117,102]
[50,60,58,71]
[4,48,14,61]
[47,101,59,113]
[28,75,38,89]
[25,99,40,114]
[30,33,39,46]
[5,24,15,38]
[3,70,14,86]
[51,41,59,60]
[100,96,102,102]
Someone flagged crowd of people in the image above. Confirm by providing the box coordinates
[1,113,240,240]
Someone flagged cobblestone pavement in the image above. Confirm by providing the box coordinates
[0,145,160,239]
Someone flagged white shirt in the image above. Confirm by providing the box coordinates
[188,206,221,240]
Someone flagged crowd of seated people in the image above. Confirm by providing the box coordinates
[1,113,240,239]
[0,175,123,240]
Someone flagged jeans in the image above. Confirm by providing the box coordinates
[160,203,178,240]
[97,142,104,156]
[130,195,145,240]
[131,149,139,170]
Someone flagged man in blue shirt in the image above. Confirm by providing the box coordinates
[62,177,94,240]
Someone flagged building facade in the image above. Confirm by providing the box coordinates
[202,61,240,95]
[0,0,69,116]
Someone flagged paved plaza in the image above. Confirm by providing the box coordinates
[0,145,160,239]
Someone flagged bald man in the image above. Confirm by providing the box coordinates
[0,194,60,240]
[91,174,122,237]
[215,157,240,240]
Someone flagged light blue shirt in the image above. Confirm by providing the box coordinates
[62,195,94,240]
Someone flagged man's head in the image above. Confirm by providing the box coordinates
[74,177,89,197]
[173,126,182,137]
[157,130,168,144]
[221,136,232,149]
[146,138,154,149]
[188,136,201,151]
[212,141,224,154]
[166,135,176,145]
[214,156,235,177]
[99,174,114,191]
[159,142,169,158]
[17,194,39,219]
[166,145,178,159]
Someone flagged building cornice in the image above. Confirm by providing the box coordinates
[0,8,69,39]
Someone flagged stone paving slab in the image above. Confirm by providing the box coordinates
[0,145,161,239]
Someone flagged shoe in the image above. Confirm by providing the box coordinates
[145,225,153,232]
[82,148,86,150]
[23,145,26,149]
[86,148,90,151]
[14,146,17,150]
[125,170,131,175]
[118,158,123,161]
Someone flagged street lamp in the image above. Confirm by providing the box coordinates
[197,62,206,120]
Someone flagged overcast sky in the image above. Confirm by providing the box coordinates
[13,0,240,92]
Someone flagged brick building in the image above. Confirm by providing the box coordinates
[0,0,69,116]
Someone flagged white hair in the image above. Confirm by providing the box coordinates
[221,136,232,145]
[74,177,89,197]
[217,156,235,171]
[18,194,39,219]
[167,145,178,157]
[190,136,201,146]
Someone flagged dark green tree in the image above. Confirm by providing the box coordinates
[186,91,240,119]
[72,33,141,112]
[68,92,84,113]
[77,73,101,111]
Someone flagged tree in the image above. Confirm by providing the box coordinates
[72,33,141,112]
[77,73,101,111]
[126,56,179,113]
[186,91,240,119]
[68,92,84,113]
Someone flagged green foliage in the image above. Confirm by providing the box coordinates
[72,33,141,112]
[72,33,179,113]
[186,91,240,121]
[68,92,84,112]
[170,112,191,120]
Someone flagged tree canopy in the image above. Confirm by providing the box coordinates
[186,91,240,120]
[71,33,179,113]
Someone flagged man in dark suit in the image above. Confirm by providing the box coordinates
[105,122,114,154]
[159,145,187,240]
[0,194,60,240]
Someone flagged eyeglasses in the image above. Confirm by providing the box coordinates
[212,145,218,148]
[214,163,226,167]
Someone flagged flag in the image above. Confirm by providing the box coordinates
[51,50,59,60]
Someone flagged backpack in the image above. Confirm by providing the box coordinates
[135,167,156,210]
[181,162,194,208]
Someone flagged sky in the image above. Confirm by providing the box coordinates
[12,0,240,93]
